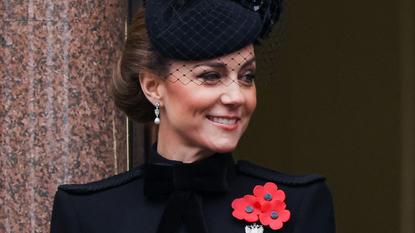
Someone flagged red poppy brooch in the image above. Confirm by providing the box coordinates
[232,182,291,232]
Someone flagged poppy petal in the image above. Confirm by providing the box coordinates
[269,220,283,230]
[279,210,291,222]
[259,213,271,226]
[274,190,286,201]
[253,185,264,196]
[245,214,259,223]
[260,202,272,212]
[234,209,250,219]
[274,200,286,210]
[232,199,248,211]
[264,182,278,193]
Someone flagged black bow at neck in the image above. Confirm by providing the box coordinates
[143,145,235,233]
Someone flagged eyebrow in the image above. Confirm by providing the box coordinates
[193,57,256,70]
[240,57,256,70]
[193,61,227,70]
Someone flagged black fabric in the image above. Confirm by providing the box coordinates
[145,0,283,61]
[237,160,326,185]
[183,193,208,233]
[236,0,283,39]
[143,157,230,195]
[156,190,192,233]
[50,151,336,233]
[58,167,143,194]
[143,146,231,233]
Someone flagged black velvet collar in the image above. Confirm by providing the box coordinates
[143,143,236,233]
[147,143,184,165]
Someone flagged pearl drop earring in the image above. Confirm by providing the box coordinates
[154,102,160,124]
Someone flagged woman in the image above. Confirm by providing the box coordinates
[50,0,335,232]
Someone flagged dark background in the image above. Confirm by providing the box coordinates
[234,1,414,233]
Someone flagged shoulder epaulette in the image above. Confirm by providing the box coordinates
[237,160,326,186]
[58,166,143,194]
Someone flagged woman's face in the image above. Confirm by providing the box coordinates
[157,45,257,160]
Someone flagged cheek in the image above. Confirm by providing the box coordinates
[163,83,190,105]
[246,89,257,115]
[163,83,207,118]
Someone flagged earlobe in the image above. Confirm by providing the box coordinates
[139,72,163,105]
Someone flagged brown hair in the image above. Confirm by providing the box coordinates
[112,8,170,122]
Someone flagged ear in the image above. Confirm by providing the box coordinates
[139,72,164,106]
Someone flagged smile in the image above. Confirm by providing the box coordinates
[207,116,238,125]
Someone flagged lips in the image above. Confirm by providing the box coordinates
[207,116,239,125]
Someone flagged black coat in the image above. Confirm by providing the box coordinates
[50,150,335,233]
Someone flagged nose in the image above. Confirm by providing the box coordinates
[220,83,246,107]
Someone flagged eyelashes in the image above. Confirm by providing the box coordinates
[196,70,256,86]
[240,73,256,85]
[197,72,221,84]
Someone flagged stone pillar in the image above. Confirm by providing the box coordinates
[0,0,128,232]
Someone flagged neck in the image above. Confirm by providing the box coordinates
[157,128,215,163]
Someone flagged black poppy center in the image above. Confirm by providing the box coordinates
[245,206,254,213]
[264,193,272,201]
[271,211,279,219]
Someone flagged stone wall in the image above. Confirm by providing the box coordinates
[0,0,128,232]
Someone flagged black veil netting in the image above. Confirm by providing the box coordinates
[143,0,289,86]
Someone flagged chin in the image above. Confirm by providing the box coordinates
[209,141,238,154]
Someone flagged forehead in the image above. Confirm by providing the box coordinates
[169,45,256,71]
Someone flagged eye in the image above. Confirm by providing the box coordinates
[197,72,222,85]
[239,73,256,86]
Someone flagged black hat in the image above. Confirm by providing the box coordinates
[145,0,283,61]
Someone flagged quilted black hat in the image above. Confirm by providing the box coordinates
[144,0,283,61]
